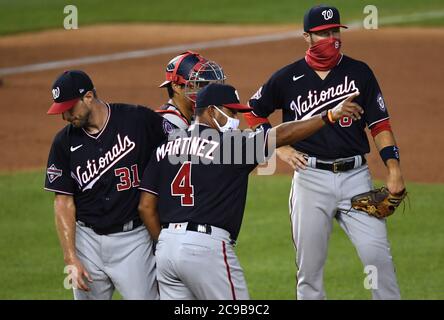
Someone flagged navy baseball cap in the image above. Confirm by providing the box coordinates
[195,83,252,112]
[304,5,348,32]
[47,70,94,115]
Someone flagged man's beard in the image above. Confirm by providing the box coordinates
[72,110,91,128]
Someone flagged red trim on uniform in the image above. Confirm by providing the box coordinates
[309,24,348,32]
[222,241,236,300]
[243,111,269,128]
[370,119,392,137]
[223,103,252,112]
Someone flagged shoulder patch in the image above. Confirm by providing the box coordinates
[162,119,175,134]
[47,164,62,183]
[377,93,386,112]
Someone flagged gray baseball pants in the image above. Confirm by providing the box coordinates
[73,223,159,300]
[156,222,249,300]
[289,159,400,300]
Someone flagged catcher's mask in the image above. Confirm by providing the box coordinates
[159,51,226,102]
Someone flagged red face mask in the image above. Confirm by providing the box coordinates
[305,37,342,71]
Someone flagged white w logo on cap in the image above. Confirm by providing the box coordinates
[322,9,334,20]
[52,87,60,99]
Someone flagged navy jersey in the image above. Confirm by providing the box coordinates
[140,123,270,240]
[249,55,389,159]
[156,102,191,130]
[44,103,168,229]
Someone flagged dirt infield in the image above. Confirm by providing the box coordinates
[0,25,443,183]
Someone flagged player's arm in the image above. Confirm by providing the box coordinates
[245,111,308,170]
[271,92,363,148]
[138,192,161,241]
[363,65,405,195]
[373,130,405,194]
[54,194,92,291]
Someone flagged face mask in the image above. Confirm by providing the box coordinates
[212,106,239,132]
[305,37,342,71]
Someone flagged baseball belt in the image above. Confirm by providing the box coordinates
[304,155,366,173]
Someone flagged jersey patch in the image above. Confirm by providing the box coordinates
[163,119,175,134]
[377,93,386,112]
[47,164,62,183]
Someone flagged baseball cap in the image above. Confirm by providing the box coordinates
[195,83,252,112]
[159,51,203,88]
[47,70,94,115]
[304,5,348,32]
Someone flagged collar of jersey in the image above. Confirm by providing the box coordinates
[82,103,111,140]
[166,100,192,125]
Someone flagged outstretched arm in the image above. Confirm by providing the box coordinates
[272,92,363,148]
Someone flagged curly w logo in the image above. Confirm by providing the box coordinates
[322,9,334,20]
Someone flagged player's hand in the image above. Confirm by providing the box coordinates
[66,258,93,291]
[276,146,307,171]
[331,92,363,122]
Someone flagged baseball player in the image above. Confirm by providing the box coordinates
[44,70,169,300]
[245,5,406,300]
[157,51,226,130]
[137,83,363,300]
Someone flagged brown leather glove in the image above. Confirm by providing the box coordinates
[351,187,407,219]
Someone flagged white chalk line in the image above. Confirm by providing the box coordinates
[1,10,443,77]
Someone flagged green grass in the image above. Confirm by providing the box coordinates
[0,171,443,299]
[239,175,444,300]
[0,0,443,35]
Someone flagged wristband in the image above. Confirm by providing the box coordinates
[321,110,335,125]
[379,145,400,164]
[327,109,335,123]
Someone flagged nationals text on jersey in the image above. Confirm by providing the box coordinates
[73,133,135,191]
[290,75,358,119]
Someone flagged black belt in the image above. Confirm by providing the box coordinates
[161,222,236,245]
[306,155,366,173]
[161,222,212,235]
[78,217,143,235]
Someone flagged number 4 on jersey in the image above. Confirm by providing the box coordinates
[171,161,194,206]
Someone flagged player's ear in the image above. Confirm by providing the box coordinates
[303,32,311,45]
[171,83,183,95]
[82,90,95,104]
[207,105,215,118]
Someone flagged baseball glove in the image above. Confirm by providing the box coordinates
[351,187,407,219]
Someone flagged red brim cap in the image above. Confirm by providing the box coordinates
[47,98,79,115]
[309,24,348,32]
[223,103,253,113]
